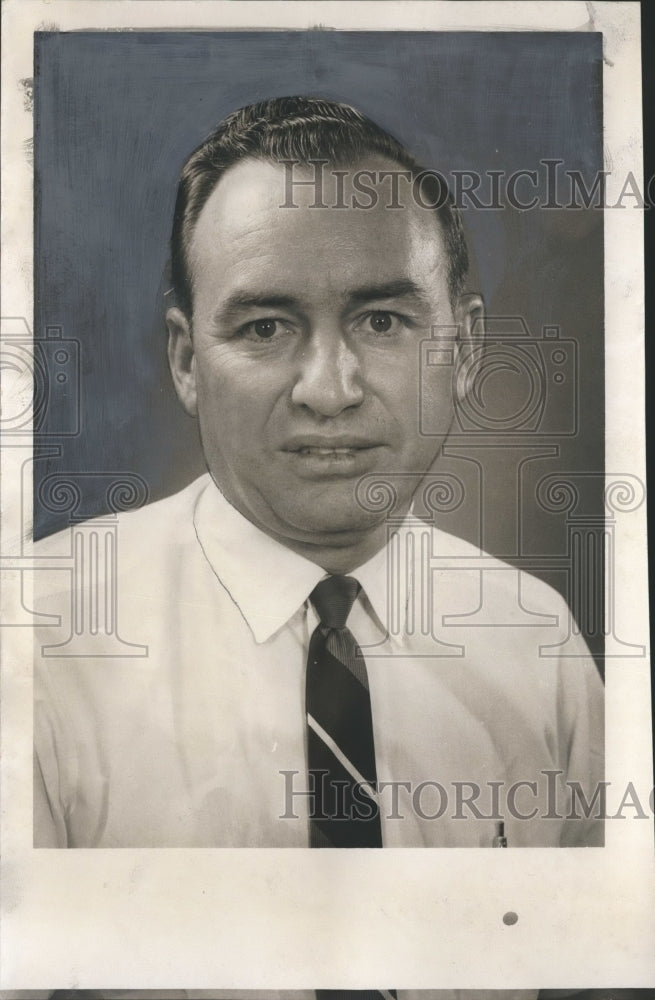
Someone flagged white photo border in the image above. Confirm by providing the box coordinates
[0,0,652,992]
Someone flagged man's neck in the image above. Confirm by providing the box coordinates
[210,474,409,575]
[273,519,393,575]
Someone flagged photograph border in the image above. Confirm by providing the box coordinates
[1,0,651,993]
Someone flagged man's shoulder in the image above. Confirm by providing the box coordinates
[33,473,210,558]
[419,521,570,619]
[31,474,212,612]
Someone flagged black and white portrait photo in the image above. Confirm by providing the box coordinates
[30,31,610,851]
[0,1,651,997]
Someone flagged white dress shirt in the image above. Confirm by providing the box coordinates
[34,474,603,850]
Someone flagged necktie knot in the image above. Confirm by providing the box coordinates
[310,575,360,630]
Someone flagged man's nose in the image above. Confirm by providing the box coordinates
[290,330,365,416]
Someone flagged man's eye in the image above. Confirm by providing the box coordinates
[362,311,401,335]
[241,318,291,341]
[252,319,279,339]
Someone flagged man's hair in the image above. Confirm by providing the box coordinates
[170,96,469,316]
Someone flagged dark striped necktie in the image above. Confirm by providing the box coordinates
[307,578,397,1000]
[306,574,382,848]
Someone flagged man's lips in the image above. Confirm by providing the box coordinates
[281,435,383,454]
[278,436,385,477]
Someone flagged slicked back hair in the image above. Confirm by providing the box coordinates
[170,96,469,317]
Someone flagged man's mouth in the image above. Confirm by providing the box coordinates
[280,437,383,476]
[282,436,381,455]
[293,445,373,456]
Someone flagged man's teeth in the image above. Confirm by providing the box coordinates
[298,446,357,455]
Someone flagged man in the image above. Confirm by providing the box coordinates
[34,97,603,849]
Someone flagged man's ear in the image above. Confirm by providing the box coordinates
[453,292,485,406]
[166,307,198,417]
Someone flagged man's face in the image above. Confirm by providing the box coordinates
[168,157,476,551]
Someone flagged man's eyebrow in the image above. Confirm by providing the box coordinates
[346,280,430,306]
[213,292,300,323]
[211,281,429,325]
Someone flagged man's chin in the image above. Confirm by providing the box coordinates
[276,504,388,546]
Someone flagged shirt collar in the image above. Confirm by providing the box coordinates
[193,477,325,643]
[350,541,393,636]
[192,476,405,644]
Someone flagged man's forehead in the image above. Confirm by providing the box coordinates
[193,154,434,226]
[190,154,439,232]
[189,156,448,280]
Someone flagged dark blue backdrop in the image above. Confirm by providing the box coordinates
[33,30,604,658]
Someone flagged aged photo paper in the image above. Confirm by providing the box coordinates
[1,0,652,996]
